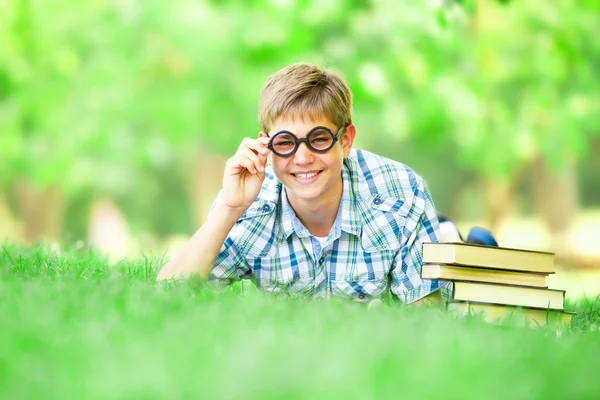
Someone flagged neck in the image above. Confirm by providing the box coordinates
[286,177,343,237]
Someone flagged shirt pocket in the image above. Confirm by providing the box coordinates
[331,278,388,303]
[249,256,315,297]
[360,194,408,254]
[233,200,278,258]
[345,195,407,281]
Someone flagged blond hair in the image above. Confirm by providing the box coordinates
[258,63,353,133]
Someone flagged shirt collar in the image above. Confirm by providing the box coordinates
[339,158,362,236]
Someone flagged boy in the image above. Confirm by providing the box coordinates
[157,63,448,305]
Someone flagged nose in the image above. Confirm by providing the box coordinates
[292,142,315,165]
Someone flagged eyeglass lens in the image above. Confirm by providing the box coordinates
[271,128,335,156]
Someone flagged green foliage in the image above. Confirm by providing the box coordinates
[0,0,599,233]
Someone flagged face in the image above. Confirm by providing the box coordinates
[260,115,356,207]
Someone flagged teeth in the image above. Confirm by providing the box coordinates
[295,172,318,179]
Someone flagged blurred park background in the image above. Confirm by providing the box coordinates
[1,0,599,295]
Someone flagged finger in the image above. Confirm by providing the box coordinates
[258,137,271,155]
[238,152,267,175]
[234,156,258,175]
[258,135,271,146]
[251,146,269,165]
[228,153,257,175]
[257,151,269,166]
[243,137,270,156]
[238,147,266,172]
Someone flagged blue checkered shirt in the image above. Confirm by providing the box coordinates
[208,149,449,303]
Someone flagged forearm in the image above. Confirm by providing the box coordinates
[156,202,244,281]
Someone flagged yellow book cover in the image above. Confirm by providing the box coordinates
[421,264,548,288]
[451,281,565,309]
[423,242,554,274]
[447,300,575,329]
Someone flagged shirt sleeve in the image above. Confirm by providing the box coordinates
[206,234,252,286]
[389,177,452,304]
[206,195,252,285]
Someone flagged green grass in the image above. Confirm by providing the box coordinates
[1,243,600,399]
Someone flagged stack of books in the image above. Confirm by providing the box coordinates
[421,242,575,329]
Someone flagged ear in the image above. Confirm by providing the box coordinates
[341,124,356,158]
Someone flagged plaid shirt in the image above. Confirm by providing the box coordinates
[208,149,449,303]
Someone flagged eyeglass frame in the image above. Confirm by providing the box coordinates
[266,125,347,158]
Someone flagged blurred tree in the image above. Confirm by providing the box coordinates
[459,0,600,254]
[0,0,598,257]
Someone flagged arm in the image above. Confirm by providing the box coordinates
[156,202,244,280]
[156,136,271,281]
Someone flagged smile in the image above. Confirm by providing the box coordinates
[291,171,322,183]
[293,172,320,179]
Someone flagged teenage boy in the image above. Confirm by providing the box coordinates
[157,63,449,304]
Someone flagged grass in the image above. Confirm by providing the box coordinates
[1,243,600,399]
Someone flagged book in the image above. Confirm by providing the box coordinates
[447,300,575,329]
[421,264,548,288]
[422,242,554,274]
[451,281,565,309]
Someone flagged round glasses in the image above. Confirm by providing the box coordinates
[267,125,346,158]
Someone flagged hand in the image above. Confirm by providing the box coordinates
[220,135,271,212]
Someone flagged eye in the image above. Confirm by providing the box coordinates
[277,141,295,147]
[272,133,296,148]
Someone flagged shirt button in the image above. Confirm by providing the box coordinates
[358,294,366,299]
[262,204,271,212]
[319,257,325,264]
[373,197,383,205]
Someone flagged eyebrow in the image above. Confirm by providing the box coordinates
[269,128,309,137]
[271,126,334,136]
